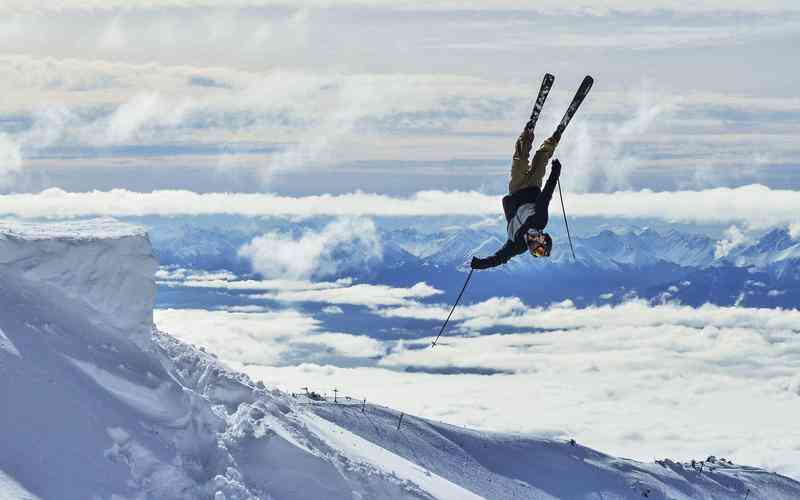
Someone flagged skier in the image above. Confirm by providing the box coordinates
[470,124,564,270]
[432,75,591,347]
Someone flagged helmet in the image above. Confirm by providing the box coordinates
[525,230,552,258]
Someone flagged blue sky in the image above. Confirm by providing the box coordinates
[1,1,800,197]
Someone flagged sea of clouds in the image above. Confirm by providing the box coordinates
[154,268,800,478]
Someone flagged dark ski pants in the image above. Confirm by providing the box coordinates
[508,131,559,194]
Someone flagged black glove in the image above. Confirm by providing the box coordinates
[551,158,562,177]
[471,256,492,270]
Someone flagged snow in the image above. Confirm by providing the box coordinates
[0,470,41,500]
[68,356,191,423]
[310,403,800,500]
[0,218,157,345]
[0,326,21,358]
[1,218,799,499]
[303,412,484,500]
[0,218,147,240]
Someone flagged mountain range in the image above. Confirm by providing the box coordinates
[147,216,800,308]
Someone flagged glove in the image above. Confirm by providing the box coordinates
[470,256,492,270]
[551,158,562,176]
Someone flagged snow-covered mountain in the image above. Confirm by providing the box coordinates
[141,216,800,307]
[144,215,797,278]
[3,219,800,499]
[150,222,252,273]
[387,226,720,272]
[728,228,800,279]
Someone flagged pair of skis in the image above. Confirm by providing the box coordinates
[526,73,593,138]
[528,73,592,263]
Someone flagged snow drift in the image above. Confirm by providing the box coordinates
[1,218,799,500]
[0,219,157,343]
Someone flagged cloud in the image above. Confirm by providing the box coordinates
[375,296,800,339]
[292,332,384,358]
[105,92,191,144]
[154,308,383,365]
[3,185,800,227]
[569,185,800,227]
[0,54,534,178]
[2,50,799,193]
[164,268,238,282]
[454,19,800,51]
[236,298,800,479]
[563,83,681,192]
[0,134,22,184]
[377,296,527,322]
[256,282,442,308]
[155,266,353,291]
[789,222,800,240]
[238,217,383,280]
[715,225,747,258]
[2,1,800,15]
[155,265,442,309]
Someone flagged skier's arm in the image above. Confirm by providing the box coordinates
[471,239,525,270]
[537,158,562,211]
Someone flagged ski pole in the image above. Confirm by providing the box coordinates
[431,268,474,347]
[557,179,577,261]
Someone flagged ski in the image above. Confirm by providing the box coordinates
[557,75,593,132]
[525,73,555,132]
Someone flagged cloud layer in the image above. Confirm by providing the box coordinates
[3,8,800,194]
[239,218,382,280]
[157,266,443,307]
[154,266,800,478]
[234,299,800,479]
[3,1,800,14]
[0,134,22,186]
[2,185,800,227]
[155,308,384,365]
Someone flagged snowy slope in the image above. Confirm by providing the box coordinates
[311,404,800,500]
[2,219,799,500]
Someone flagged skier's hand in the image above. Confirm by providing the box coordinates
[551,158,562,176]
[470,256,490,270]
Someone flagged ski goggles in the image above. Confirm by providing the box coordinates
[525,230,549,257]
[530,243,547,257]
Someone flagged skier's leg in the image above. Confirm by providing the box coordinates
[508,130,534,194]
[527,134,560,189]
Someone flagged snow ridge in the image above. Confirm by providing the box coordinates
[0,218,157,344]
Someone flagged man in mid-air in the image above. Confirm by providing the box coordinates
[470,124,564,270]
